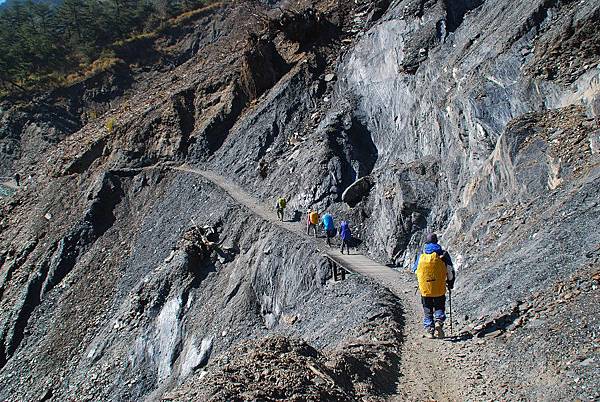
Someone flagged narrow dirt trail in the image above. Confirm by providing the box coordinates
[0,180,17,190]
[173,164,480,401]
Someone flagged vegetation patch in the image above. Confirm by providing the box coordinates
[0,0,222,98]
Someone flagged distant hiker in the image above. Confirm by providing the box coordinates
[339,220,352,254]
[307,209,319,237]
[13,173,20,187]
[276,196,287,221]
[321,212,335,246]
[412,233,455,339]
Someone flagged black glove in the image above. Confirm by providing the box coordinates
[446,278,455,290]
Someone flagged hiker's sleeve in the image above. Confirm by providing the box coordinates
[442,251,453,267]
[446,265,455,289]
[441,250,455,287]
[411,255,419,274]
[446,265,454,281]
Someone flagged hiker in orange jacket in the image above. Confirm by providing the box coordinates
[306,209,319,237]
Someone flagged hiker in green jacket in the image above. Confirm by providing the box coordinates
[275,196,287,221]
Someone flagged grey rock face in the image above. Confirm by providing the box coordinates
[330,0,600,308]
[0,0,598,400]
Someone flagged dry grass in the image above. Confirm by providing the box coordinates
[163,2,223,29]
[113,32,158,48]
[62,56,125,86]
[85,57,124,75]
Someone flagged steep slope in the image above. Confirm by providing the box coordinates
[0,1,407,401]
[0,0,599,401]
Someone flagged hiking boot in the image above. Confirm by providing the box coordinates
[424,329,435,339]
[434,321,445,339]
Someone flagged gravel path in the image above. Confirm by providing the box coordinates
[173,164,486,401]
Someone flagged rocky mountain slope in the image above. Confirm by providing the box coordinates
[0,0,599,401]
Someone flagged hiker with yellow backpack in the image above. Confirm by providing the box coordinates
[276,196,287,221]
[306,209,319,237]
[412,233,455,339]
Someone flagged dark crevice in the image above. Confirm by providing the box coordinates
[224,281,242,306]
[347,116,378,178]
[42,173,124,297]
[268,8,341,52]
[5,258,51,362]
[323,110,379,204]
[0,338,6,370]
[39,389,53,402]
[84,172,125,237]
[369,0,392,23]
[256,120,279,161]
[0,240,38,301]
[240,36,290,101]
[342,177,374,208]
[444,0,485,33]
[188,82,248,160]
[174,89,197,158]
[65,137,107,175]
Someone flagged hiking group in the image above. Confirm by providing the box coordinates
[306,208,352,254]
[275,197,455,339]
[274,197,353,254]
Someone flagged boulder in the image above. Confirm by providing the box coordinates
[341,176,373,207]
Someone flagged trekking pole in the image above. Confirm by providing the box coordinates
[448,289,453,337]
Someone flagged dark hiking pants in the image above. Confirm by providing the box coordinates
[421,295,446,330]
[325,228,335,245]
[340,239,350,254]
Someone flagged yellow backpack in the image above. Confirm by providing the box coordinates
[309,211,319,224]
[416,253,447,297]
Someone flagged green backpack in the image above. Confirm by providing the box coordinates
[278,197,286,208]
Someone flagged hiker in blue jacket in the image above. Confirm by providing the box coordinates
[321,212,335,246]
[339,221,352,254]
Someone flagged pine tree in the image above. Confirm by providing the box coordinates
[0,0,220,95]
